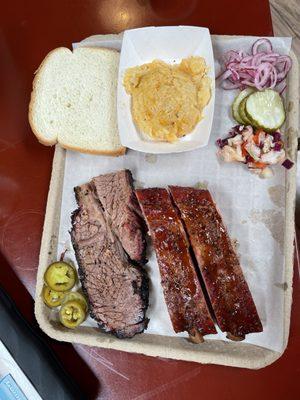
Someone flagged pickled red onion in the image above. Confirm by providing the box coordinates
[217,38,292,92]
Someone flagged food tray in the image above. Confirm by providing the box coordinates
[34,34,299,369]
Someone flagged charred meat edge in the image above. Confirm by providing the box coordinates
[91,169,147,265]
[70,185,149,339]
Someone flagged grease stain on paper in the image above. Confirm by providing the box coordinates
[194,180,209,190]
[274,282,288,291]
[268,185,285,208]
[287,101,294,112]
[250,209,284,252]
[145,154,157,164]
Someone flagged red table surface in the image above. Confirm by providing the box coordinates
[1,1,299,399]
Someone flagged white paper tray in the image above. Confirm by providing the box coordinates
[34,34,299,369]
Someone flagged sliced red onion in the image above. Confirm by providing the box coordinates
[282,159,294,169]
[240,55,253,66]
[279,82,287,95]
[275,80,287,95]
[229,125,242,135]
[251,53,267,66]
[254,63,272,89]
[269,66,277,89]
[245,154,254,163]
[252,38,273,55]
[216,126,242,148]
[271,131,281,142]
[223,50,240,61]
[240,79,256,87]
[216,69,232,80]
[274,142,282,151]
[217,38,292,92]
[221,80,242,90]
[230,68,240,81]
[216,138,228,148]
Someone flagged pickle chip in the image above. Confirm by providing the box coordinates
[232,88,255,124]
[42,285,66,308]
[59,300,86,329]
[238,97,252,125]
[44,261,76,292]
[245,89,285,131]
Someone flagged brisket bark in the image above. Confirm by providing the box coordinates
[70,183,148,339]
[169,186,263,339]
[91,170,146,264]
[136,188,216,337]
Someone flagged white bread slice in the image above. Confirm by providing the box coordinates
[29,47,125,156]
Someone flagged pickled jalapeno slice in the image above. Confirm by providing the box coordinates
[44,261,76,292]
[62,292,88,312]
[59,300,86,328]
[42,285,66,308]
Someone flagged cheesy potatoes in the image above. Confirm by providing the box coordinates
[123,57,211,142]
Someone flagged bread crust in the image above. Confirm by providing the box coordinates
[28,47,72,146]
[28,46,124,155]
[75,46,120,56]
[61,141,126,156]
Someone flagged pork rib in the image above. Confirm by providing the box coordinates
[136,188,216,338]
[169,186,263,339]
[91,170,146,264]
[70,183,149,338]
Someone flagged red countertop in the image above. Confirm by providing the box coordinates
[1,1,299,399]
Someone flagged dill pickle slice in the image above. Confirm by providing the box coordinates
[238,97,252,125]
[232,88,255,124]
[245,89,285,131]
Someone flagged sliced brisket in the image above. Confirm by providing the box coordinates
[136,188,216,338]
[91,170,146,264]
[169,186,263,339]
[70,183,148,339]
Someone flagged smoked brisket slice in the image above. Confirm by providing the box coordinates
[70,183,149,339]
[136,188,216,337]
[169,186,263,339]
[91,170,146,264]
